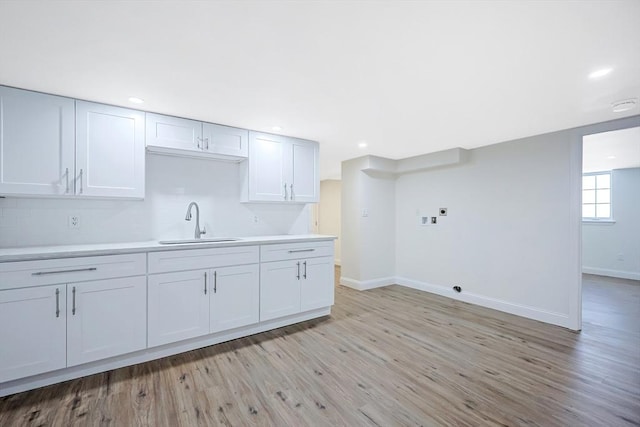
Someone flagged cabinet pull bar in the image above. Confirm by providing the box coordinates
[197,137,201,149]
[288,249,315,253]
[79,169,84,194]
[290,184,294,201]
[72,286,76,315]
[283,183,288,200]
[214,270,217,293]
[32,267,97,276]
[303,261,307,279]
[55,288,60,318]
[205,137,210,150]
[65,168,69,194]
[296,261,300,280]
[204,272,207,295]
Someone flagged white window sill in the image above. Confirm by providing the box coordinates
[582,219,616,224]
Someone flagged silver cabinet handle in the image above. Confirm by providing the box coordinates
[296,261,300,280]
[303,261,307,279]
[32,267,97,276]
[214,270,217,293]
[55,288,60,318]
[283,183,288,200]
[79,169,84,194]
[288,249,315,253]
[204,272,207,295]
[205,137,210,150]
[72,286,76,315]
[290,184,294,201]
[65,168,70,194]
[196,137,201,149]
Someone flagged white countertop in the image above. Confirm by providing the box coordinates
[0,234,336,263]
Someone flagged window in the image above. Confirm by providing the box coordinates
[582,172,612,220]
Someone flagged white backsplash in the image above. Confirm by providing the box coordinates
[0,154,312,248]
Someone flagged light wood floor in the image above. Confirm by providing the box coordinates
[1,269,638,426]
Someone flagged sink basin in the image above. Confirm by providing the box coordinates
[159,238,240,245]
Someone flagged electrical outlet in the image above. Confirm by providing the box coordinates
[431,217,437,224]
[68,215,80,229]
[362,208,369,217]
[253,215,259,223]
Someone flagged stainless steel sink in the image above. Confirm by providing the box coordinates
[159,238,240,245]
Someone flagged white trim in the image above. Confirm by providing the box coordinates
[395,277,572,329]
[582,219,616,224]
[582,267,640,281]
[0,307,331,397]
[339,276,395,290]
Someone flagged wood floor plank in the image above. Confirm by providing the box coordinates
[1,270,639,426]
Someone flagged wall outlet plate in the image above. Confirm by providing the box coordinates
[68,215,80,229]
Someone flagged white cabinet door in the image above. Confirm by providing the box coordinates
[260,260,301,321]
[0,86,75,196]
[291,140,319,203]
[0,285,66,383]
[146,112,203,152]
[203,123,248,158]
[248,132,287,202]
[300,256,335,312]
[148,270,209,347]
[75,101,145,198]
[210,264,259,333]
[67,276,146,367]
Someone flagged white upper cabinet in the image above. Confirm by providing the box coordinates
[0,86,75,196]
[291,140,319,203]
[202,123,248,158]
[146,113,203,153]
[76,101,145,199]
[146,112,248,160]
[0,86,145,199]
[242,132,319,203]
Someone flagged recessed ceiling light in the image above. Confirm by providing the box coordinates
[358,142,368,149]
[128,97,144,104]
[612,98,638,113]
[588,68,612,79]
[272,126,282,132]
[607,155,617,159]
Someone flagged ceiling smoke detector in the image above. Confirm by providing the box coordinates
[612,98,638,113]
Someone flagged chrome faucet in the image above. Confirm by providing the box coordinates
[185,202,206,239]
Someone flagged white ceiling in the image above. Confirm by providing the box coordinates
[1,1,639,179]
[583,126,640,173]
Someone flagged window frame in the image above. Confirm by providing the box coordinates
[582,171,614,222]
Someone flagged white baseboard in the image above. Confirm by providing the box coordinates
[340,276,395,290]
[582,267,640,281]
[395,277,571,329]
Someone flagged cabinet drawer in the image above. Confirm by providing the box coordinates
[0,254,146,290]
[260,240,334,262]
[148,246,259,274]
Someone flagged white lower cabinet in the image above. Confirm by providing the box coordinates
[260,260,302,321]
[260,256,334,322]
[67,277,147,367]
[148,263,260,347]
[0,285,67,383]
[148,269,210,347]
[300,257,335,311]
[210,264,259,333]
